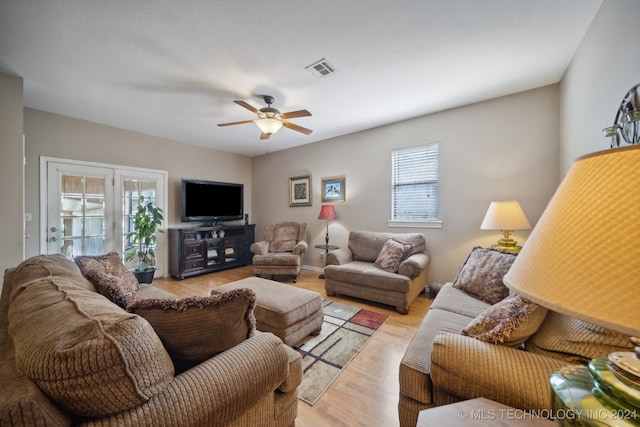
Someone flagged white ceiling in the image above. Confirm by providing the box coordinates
[0,0,602,157]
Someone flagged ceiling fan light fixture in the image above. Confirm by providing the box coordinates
[256,118,283,135]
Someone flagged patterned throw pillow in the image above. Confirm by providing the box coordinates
[84,270,137,308]
[461,294,548,347]
[452,247,516,304]
[127,288,257,370]
[374,238,414,273]
[75,252,140,291]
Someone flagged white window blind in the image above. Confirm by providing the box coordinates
[392,143,439,221]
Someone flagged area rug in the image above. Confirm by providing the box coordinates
[293,300,389,405]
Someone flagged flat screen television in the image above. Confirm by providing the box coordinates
[181,179,244,223]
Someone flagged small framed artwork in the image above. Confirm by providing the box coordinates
[321,176,346,202]
[289,175,312,207]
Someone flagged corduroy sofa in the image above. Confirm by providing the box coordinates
[1,254,302,427]
[398,247,634,427]
[324,230,430,314]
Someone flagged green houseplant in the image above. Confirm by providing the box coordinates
[125,195,164,283]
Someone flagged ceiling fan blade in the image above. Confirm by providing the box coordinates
[217,120,255,127]
[260,132,271,140]
[282,121,313,135]
[281,109,312,119]
[233,100,260,114]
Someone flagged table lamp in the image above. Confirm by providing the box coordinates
[503,145,640,426]
[480,200,531,253]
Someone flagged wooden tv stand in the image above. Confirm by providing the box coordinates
[169,224,255,279]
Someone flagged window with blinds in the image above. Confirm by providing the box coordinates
[392,143,439,221]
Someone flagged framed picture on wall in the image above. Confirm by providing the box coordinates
[321,176,346,202]
[289,175,312,206]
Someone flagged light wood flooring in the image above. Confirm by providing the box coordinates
[153,266,432,427]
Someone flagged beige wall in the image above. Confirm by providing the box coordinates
[560,0,640,174]
[23,109,253,262]
[0,72,24,280]
[252,86,560,282]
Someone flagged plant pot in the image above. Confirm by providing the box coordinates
[132,268,156,284]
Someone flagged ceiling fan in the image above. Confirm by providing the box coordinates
[217,95,313,140]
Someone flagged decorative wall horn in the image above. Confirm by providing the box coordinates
[604,83,640,147]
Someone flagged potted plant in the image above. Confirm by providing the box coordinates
[125,195,164,284]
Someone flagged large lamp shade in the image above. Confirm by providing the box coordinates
[503,145,640,336]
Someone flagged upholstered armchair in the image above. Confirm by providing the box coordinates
[250,222,308,283]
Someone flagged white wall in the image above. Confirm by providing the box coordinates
[23,109,253,262]
[560,0,640,174]
[252,85,560,283]
[0,71,24,280]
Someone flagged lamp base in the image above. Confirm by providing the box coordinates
[551,356,640,426]
[491,238,522,253]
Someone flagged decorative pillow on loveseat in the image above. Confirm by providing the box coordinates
[374,238,413,273]
[127,288,257,369]
[452,246,516,304]
[461,294,548,347]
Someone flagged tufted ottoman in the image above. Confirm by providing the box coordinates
[212,277,323,347]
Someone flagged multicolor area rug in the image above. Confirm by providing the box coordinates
[293,300,389,405]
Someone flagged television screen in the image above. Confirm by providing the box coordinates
[181,179,243,222]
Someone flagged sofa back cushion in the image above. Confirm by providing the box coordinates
[526,311,634,364]
[8,256,174,418]
[348,231,426,262]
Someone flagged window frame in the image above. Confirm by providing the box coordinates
[388,142,442,229]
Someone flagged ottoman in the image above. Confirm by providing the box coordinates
[213,277,323,347]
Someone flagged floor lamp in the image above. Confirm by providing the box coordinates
[317,205,337,279]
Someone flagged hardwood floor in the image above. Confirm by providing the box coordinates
[153,266,432,427]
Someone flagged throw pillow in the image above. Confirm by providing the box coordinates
[452,246,516,304]
[461,294,548,347]
[127,288,257,368]
[84,270,137,308]
[374,238,414,273]
[74,252,139,291]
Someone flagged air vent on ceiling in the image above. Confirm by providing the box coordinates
[305,58,336,78]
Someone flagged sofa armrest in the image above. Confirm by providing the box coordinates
[293,240,308,255]
[250,241,269,255]
[430,331,571,411]
[398,252,430,279]
[83,333,300,427]
[326,247,353,265]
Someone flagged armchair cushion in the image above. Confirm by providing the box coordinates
[452,246,516,304]
[269,240,297,252]
[461,294,548,347]
[127,288,257,368]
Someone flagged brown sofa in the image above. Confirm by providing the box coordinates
[398,247,634,427]
[1,254,302,427]
[324,230,430,314]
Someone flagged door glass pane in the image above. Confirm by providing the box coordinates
[60,174,106,257]
[122,179,158,268]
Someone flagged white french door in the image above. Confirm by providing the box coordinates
[41,157,168,277]
[45,162,114,257]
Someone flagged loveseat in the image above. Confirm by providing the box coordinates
[398,246,634,427]
[324,230,430,314]
[1,254,302,427]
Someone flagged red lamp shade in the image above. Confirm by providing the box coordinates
[318,205,337,220]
